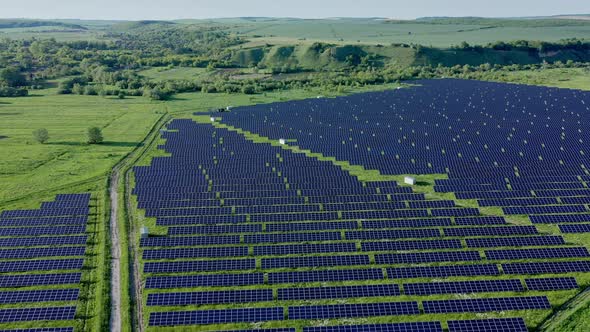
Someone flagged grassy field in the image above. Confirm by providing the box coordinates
[487,68,590,91]
[214,18,590,47]
[0,88,164,206]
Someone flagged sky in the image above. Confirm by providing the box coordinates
[0,0,588,20]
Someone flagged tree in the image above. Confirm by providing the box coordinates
[87,127,103,144]
[0,67,27,87]
[33,128,49,144]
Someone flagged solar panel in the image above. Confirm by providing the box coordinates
[404,279,523,295]
[140,235,240,247]
[245,232,341,244]
[502,261,590,275]
[142,247,248,260]
[0,289,79,304]
[455,216,507,225]
[254,243,357,256]
[302,322,444,332]
[559,224,590,233]
[466,236,565,248]
[0,273,81,288]
[148,307,283,326]
[423,296,550,313]
[447,318,527,332]
[144,259,256,273]
[0,259,83,272]
[530,214,590,224]
[525,277,578,291]
[387,264,500,279]
[262,255,370,269]
[146,289,273,305]
[278,284,400,300]
[0,306,76,322]
[0,328,74,332]
[0,236,87,247]
[268,269,384,284]
[145,273,264,288]
[0,247,86,259]
[361,239,462,251]
[346,229,440,240]
[288,301,419,319]
[443,226,538,237]
[485,247,589,260]
[376,251,481,264]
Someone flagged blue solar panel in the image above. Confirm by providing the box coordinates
[268,269,384,284]
[0,306,76,323]
[447,318,527,332]
[530,214,590,224]
[404,279,523,295]
[0,328,74,332]
[288,302,419,319]
[502,261,590,275]
[387,264,500,279]
[444,226,538,237]
[147,289,273,305]
[0,259,83,272]
[361,218,451,229]
[144,259,256,273]
[262,255,370,269]
[145,273,264,288]
[455,216,507,225]
[361,239,462,251]
[245,232,341,244]
[254,243,357,256]
[0,289,79,304]
[423,296,550,313]
[485,247,589,260]
[559,224,590,233]
[142,247,248,259]
[525,277,578,291]
[0,247,85,259]
[346,229,440,240]
[376,251,481,264]
[0,273,81,288]
[278,284,400,300]
[302,322,444,332]
[149,307,283,326]
[466,236,565,248]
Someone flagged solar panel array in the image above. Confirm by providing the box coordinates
[0,193,90,330]
[132,79,590,329]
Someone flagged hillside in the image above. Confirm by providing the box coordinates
[230,42,590,70]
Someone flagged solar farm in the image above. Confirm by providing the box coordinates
[123,79,590,331]
[0,193,93,331]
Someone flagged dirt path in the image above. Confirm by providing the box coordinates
[109,169,122,332]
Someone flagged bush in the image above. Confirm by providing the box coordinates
[32,128,49,144]
[87,127,103,144]
[0,87,28,97]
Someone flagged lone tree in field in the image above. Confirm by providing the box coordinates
[32,128,49,144]
[87,127,103,144]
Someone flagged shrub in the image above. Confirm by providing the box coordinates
[87,127,103,144]
[32,128,49,144]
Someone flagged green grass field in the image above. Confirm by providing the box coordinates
[0,88,164,206]
[489,68,590,90]
[206,18,590,47]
